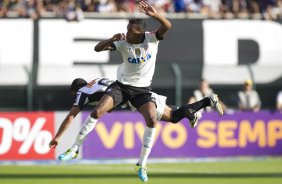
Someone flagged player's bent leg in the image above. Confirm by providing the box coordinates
[58,149,79,162]
[91,94,114,119]
[209,94,224,116]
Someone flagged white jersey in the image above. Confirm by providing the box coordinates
[113,31,160,87]
[73,77,167,120]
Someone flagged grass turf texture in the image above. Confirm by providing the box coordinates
[0,157,282,184]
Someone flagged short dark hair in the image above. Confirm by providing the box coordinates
[70,78,87,92]
[128,19,146,31]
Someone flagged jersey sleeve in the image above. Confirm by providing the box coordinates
[146,30,163,43]
[112,40,125,51]
[73,91,88,110]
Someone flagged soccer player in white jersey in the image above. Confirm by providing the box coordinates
[89,1,172,182]
[49,77,223,182]
[91,2,176,182]
[58,1,221,182]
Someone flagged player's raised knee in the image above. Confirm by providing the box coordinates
[145,115,158,127]
[91,108,104,119]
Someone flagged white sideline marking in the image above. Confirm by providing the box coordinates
[0,157,268,166]
[40,165,224,174]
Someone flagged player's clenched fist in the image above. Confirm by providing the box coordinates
[111,33,125,41]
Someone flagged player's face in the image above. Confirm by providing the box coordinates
[126,23,143,44]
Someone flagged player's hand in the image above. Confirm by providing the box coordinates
[139,0,158,17]
[49,138,59,149]
[112,33,126,41]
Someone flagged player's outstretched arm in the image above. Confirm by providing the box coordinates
[49,106,80,149]
[139,0,171,37]
[94,33,125,52]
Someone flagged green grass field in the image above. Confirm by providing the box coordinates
[1,157,282,184]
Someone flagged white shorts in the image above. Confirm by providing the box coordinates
[127,92,167,121]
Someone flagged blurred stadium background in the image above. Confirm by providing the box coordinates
[0,0,282,184]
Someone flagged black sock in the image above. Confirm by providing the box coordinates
[188,97,210,112]
[171,106,188,123]
[170,97,210,123]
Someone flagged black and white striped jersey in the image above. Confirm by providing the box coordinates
[73,78,115,110]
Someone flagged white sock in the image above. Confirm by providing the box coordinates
[138,126,156,167]
[71,115,98,152]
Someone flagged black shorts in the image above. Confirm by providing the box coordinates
[105,81,156,109]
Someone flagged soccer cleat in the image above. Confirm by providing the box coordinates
[135,164,148,182]
[209,94,224,116]
[58,149,79,162]
[189,111,202,128]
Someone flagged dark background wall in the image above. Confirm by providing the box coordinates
[0,18,281,111]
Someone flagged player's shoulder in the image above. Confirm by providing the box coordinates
[96,77,115,82]
[77,78,99,94]
[78,86,89,94]
[145,30,162,42]
[114,40,127,46]
[145,30,156,37]
[116,39,127,43]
